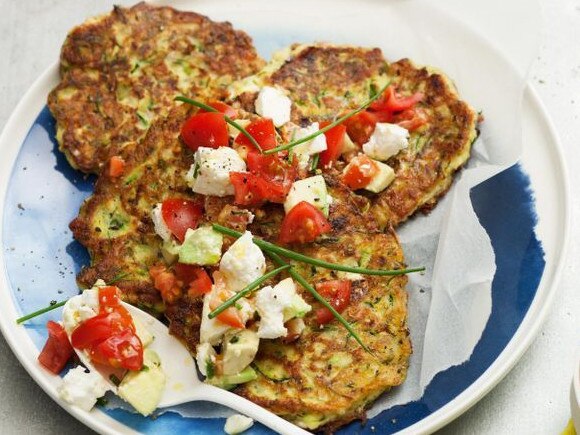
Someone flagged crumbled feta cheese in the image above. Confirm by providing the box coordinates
[255,86,291,127]
[186,147,246,197]
[58,366,111,412]
[62,289,100,334]
[224,414,254,434]
[362,123,409,161]
[196,342,217,377]
[255,278,311,339]
[220,231,266,292]
[151,203,172,242]
[291,123,328,170]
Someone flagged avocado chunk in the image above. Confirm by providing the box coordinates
[207,366,258,390]
[178,226,223,265]
[222,330,260,375]
[284,175,329,216]
[118,349,166,416]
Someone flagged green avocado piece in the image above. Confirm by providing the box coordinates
[207,366,258,390]
[118,349,166,416]
[178,226,223,265]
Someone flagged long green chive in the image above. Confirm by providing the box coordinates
[16,300,67,324]
[263,81,391,155]
[212,224,424,276]
[208,264,291,319]
[266,251,372,354]
[310,153,320,172]
[175,96,263,153]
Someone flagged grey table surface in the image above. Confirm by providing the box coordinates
[0,1,578,434]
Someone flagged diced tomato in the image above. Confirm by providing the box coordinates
[315,280,352,325]
[149,264,182,304]
[342,154,379,190]
[180,112,229,152]
[318,121,347,168]
[343,111,377,145]
[234,118,277,151]
[246,150,296,201]
[161,198,203,243]
[98,286,121,311]
[201,101,238,119]
[394,108,428,131]
[229,172,270,206]
[370,86,424,113]
[38,321,73,374]
[279,201,332,244]
[71,311,134,350]
[89,329,143,371]
[209,287,245,329]
[173,264,213,297]
[108,156,126,178]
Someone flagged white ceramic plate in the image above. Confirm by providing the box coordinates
[0,1,569,434]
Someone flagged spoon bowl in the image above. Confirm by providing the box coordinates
[71,301,311,435]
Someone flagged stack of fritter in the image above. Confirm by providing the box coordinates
[49,4,477,432]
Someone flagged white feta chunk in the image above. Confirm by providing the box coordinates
[255,278,311,339]
[151,203,172,242]
[284,175,329,216]
[255,86,291,127]
[291,123,327,170]
[219,231,266,292]
[58,367,111,412]
[365,160,396,193]
[224,414,254,434]
[362,123,409,161]
[199,289,232,346]
[186,147,246,197]
[62,289,100,334]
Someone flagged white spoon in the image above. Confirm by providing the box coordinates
[71,302,312,435]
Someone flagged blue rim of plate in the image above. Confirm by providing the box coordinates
[1,101,545,434]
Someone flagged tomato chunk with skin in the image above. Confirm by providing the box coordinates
[71,311,134,350]
[369,86,424,113]
[181,112,229,152]
[342,154,379,190]
[318,121,346,168]
[173,264,213,297]
[279,201,332,244]
[89,329,143,371]
[38,321,73,374]
[344,111,377,145]
[209,289,245,329]
[161,198,203,243]
[234,118,277,151]
[315,280,352,325]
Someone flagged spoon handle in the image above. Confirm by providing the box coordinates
[196,384,312,435]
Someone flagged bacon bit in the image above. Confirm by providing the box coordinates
[109,156,126,177]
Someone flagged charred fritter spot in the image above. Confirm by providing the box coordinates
[48,2,264,173]
[236,229,411,431]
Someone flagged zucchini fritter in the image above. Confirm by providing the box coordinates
[48,2,264,173]
[229,43,478,227]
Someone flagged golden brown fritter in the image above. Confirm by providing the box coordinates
[235,229,410,432]
[48,2,264,173]
[228,44,478,228]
